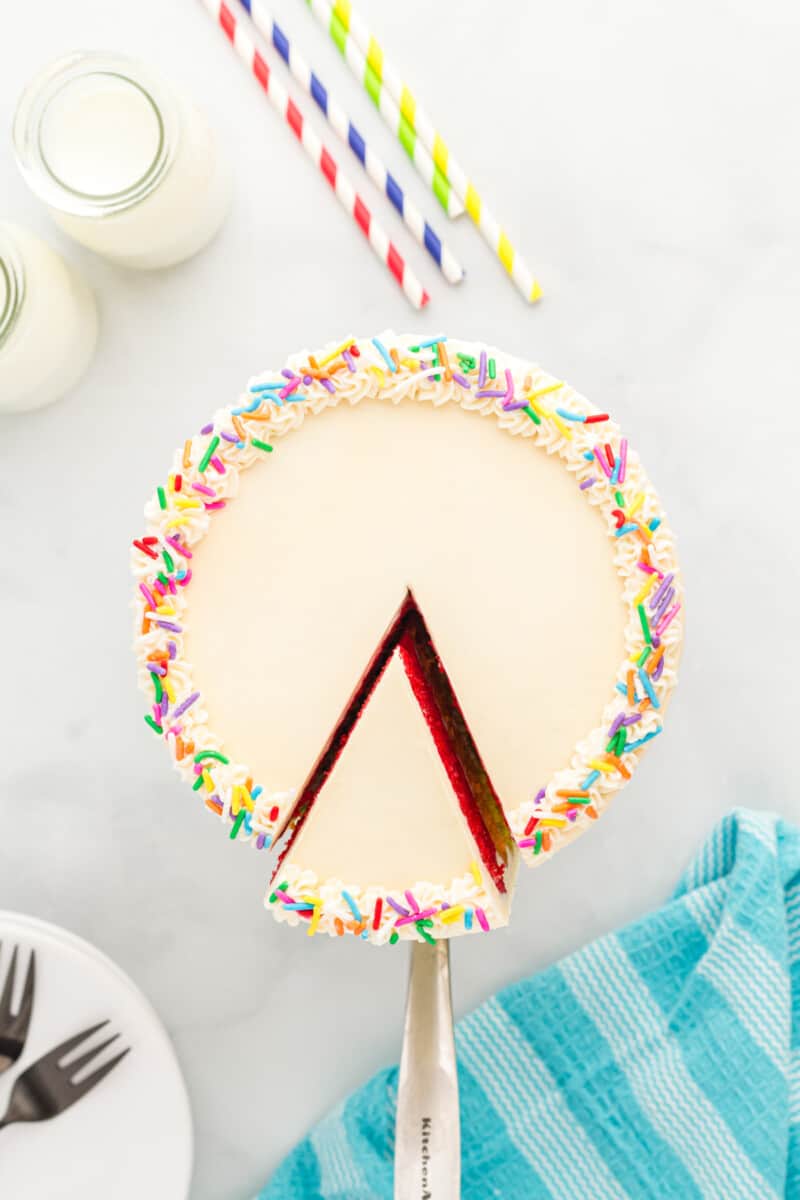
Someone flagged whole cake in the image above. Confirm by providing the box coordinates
[132,333,683,944]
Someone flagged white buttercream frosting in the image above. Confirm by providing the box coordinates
[270,864,511,945]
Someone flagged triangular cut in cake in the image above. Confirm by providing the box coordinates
[272,590,517,929]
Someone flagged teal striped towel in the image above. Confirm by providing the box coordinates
[259,809,800,1198]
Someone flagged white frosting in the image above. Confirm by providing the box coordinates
[131,333,683,944]
[272,864,510,946]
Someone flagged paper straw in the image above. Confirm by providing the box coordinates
[202,0,430,309]
[237,0,463,284]
[311,0,542,303]
[302,0,463,220]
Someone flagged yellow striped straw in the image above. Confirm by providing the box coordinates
[304,0,463,218]
[323,0,542,303]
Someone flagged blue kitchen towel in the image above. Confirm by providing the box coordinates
[259,809,800,1198]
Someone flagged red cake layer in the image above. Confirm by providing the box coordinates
[397,609,510,893]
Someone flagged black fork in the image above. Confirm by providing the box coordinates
[0,1021,130,1131]
[0,945,36,1075]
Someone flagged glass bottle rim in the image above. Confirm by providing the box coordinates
[0,227,26,352]
[12,51,179,218]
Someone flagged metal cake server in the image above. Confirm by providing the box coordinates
[395,940,460,1199]
[0,945,36,1075]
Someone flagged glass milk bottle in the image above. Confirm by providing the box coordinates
[13,52,232,270]
[0,223,97,413]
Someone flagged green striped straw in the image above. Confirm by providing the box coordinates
[316,0,543,301]
[304,0,463,218]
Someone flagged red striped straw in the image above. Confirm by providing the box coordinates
[201,0,430,309]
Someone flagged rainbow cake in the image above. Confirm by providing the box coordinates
[131,333,683,944]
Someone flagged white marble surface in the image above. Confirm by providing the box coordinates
[2,1,800,1196]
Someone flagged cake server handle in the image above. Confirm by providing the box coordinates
[394,939,461,1200]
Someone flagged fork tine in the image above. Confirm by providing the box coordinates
[69,1047,130,1101]
[66,1033,120,1081]
[15,950,36,1033]
[0,947,18,1018]
[36,1020,110,1069]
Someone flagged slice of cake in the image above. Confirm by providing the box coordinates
[271,590,516,941]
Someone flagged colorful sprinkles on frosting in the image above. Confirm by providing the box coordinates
[132,333,682,945]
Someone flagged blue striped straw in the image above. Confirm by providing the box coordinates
[235,0,464,283]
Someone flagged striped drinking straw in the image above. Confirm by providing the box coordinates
[303,0,463,221]
[305,0,543,303]
[236,0,463,283]
[201,0,430,308]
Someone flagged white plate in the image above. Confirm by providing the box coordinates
[0,912,193,1199]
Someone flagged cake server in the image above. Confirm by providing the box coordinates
[0,945,36,1075]
[395,939,460,1199]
